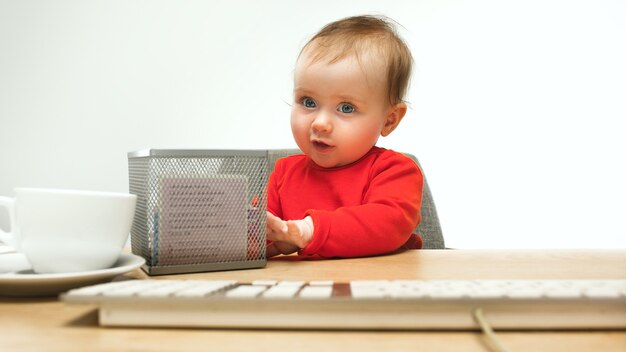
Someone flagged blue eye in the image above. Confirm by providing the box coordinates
[338,103,356,114]
[302,98,316,108]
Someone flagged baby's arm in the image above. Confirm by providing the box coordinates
[266,212,314,256]
[300,154,423,258]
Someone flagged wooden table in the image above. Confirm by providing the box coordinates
[1,250,625,351]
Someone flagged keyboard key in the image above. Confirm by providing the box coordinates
[252,280,278,286]
[299,286,333,299]
[276,281,305,288]
[350,280,390,289]
[506,288,544,299]
[138,281,199,297]
[584,288,621,298]
[308,280,334,286]
[544,288,583,299]
[102,280,165,297]
[225,285,267,298]
[466,288,507,299]
[351,287,387,299]
[68,281,132,297]
[262,285,301,299]
[389,287,429,299]
[174,280,237,298]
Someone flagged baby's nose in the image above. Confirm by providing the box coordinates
[311,111,332,133]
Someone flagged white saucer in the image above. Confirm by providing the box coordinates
[0,253,145,297]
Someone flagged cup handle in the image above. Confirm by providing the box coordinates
[0,196,15,245]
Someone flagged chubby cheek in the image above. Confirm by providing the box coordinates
[343,132,379,157]
[290,112,310,151]
[348,122,383,144]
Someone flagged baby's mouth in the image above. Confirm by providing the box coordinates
[311,139,333,152]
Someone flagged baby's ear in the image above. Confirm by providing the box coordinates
[381,103,407,137]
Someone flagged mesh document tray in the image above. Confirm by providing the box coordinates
[128,149,269,275]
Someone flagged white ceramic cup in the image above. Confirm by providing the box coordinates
[0,188,136,274]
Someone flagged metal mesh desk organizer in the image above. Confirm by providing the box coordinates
[128,149,269,275]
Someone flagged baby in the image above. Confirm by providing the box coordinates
[266,15,423,258]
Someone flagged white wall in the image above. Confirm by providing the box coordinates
[1,0,624,249]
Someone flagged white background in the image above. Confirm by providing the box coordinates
[1,0,624,249]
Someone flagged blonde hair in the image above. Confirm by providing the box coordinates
[298,15,413,106]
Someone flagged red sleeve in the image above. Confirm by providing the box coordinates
[300,153,423,258]
[266,159,283,219]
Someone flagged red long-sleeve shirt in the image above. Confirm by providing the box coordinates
[267,147,423,258]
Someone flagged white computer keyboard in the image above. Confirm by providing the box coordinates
[62,279,626,330]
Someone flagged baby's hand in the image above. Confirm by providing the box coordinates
[265,212,314,256]
[266,241,299,257]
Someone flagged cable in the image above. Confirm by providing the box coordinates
[472,308,511,352]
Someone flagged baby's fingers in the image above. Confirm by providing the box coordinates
[266,241,299,257]
[274,241,300,255]
[266,242,282,258]
[266,212,287,232]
